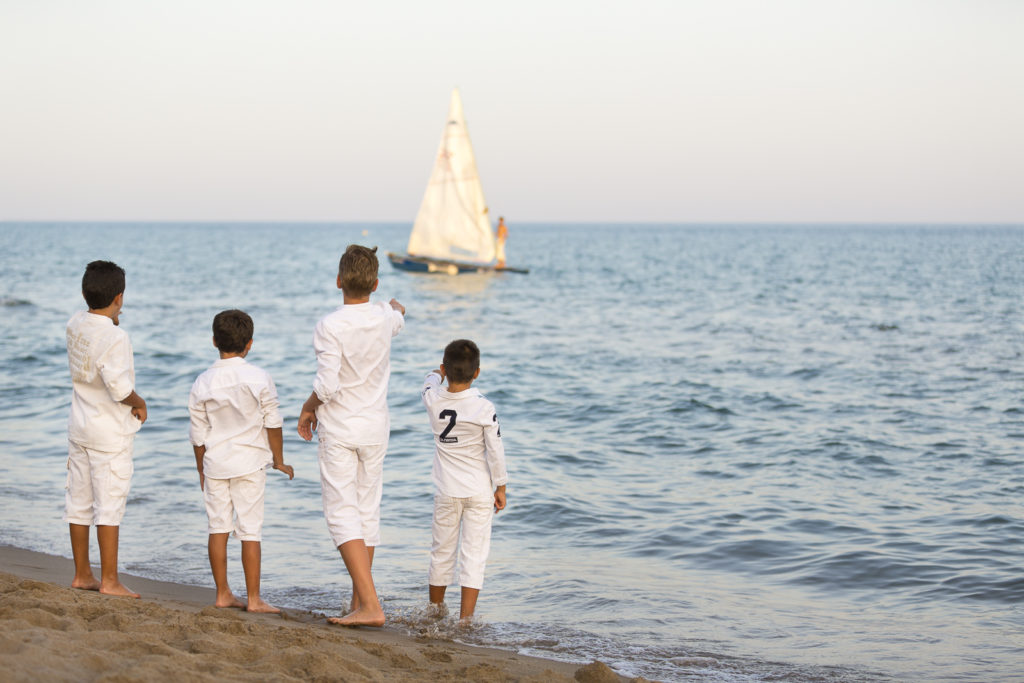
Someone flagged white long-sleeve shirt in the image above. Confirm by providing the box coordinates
[66,311,141,451]
[421,372,508,498]
[312,301,404,445]
[188,357,283,479]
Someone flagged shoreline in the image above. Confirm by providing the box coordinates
[0,544,640,682]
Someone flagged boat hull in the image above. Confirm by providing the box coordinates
[387,253,528,275]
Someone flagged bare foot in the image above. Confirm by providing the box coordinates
[215,593,245,608]
[327,606,385,627]
[245,598,281,614]
[71,576,101,591]
[100,581,140,598]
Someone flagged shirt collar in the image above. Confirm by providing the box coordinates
[212,356,247,368]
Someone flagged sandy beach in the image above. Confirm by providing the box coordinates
[0,545,640,682]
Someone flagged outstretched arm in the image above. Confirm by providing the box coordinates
[297,392,323,441]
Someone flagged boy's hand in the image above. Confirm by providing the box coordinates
[297,410,318,441]
[390,298,405,315]
[121,392,147,424]
[493,486,506,513]
[274,462,295,480]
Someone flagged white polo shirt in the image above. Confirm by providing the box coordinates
[66,310,141,451]
[312,301,404,445]
[188,357,283,479]
[421,372,508,498]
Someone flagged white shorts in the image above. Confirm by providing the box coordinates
[64,439,134,527]
[203,469,266,542]
[318,437,386,548]
[428,492,494,590]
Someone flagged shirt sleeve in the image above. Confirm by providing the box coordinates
[96,333,134,402]
[483,404,508,488]
[312,320,342,404]
[188,382,210,447]
[421,371,442,407]
[391,307,405,337]
[260,373,284,429]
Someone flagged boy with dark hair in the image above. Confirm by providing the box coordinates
[421,339,508,620]
[298,244,405,627]
[189,309,294,613]
[65,260,147,597]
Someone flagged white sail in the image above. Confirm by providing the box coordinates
[407,89,496,264]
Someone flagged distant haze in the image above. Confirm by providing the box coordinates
[2,0,1022,223]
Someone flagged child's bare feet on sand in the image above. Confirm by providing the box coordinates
[327,606,385,627]
[71,576,101,591]
[245,597,281,614]
[100,580,140,598]
[215,593,245,608]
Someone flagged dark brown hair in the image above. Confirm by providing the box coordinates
[443,339,480,383]
[212,309,253,353]
[82,260,125,309]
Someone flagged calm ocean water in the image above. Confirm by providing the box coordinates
[1,222,1022,681]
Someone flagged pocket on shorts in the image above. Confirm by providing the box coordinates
[108,457,134,499]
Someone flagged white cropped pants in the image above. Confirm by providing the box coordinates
[318,437,385,548]
[429,492,494,590]
[63,439,134,527]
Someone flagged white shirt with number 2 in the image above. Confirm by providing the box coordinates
[421,372,508,498]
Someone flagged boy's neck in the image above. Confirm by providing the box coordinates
[219,351,247,360]
[88,294,123,325]
[446,381,474,393]
[343,294,371,305]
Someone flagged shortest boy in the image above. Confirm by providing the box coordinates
[189,309,293,613]
[421,339,508,620]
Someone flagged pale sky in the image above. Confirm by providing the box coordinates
[1,0,1022,222]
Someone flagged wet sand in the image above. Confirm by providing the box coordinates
[0,545,640,682]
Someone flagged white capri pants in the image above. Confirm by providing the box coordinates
[203,469,266,542]
[318,437,386,548]
[429,492,494,590]
[64,439,134,527]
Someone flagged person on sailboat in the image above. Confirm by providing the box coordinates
[495,217,508,269]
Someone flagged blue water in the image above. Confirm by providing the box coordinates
[1,222,1022,682]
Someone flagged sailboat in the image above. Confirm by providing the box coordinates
[388,89,528,275]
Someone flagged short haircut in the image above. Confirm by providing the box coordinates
[443,339,480,383]
[338,244,379,298]
[82,260,126,309]
[212,309,253,353]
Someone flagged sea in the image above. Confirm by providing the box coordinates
[1,222,1022,682]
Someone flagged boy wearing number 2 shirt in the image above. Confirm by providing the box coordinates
[421,339,508,620]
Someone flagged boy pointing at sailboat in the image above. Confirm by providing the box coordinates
[297,245,405,627]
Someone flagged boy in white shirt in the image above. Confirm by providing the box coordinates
[65,260,148,598]
[421,339,508,620]
[189,309,293,613]
[298,245,405,627]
